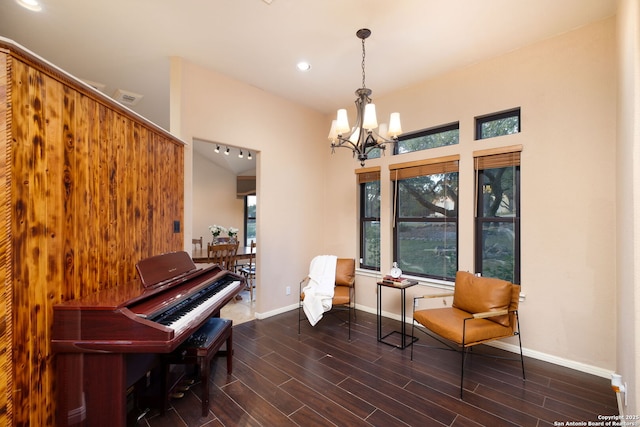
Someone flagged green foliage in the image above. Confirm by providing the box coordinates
[397,128,459,153]
[480,116,519,139]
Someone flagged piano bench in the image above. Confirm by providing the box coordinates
[162,317,233,417]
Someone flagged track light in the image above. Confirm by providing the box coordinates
[248,151,252,160]
[239,150,243,159]
[225,147,230,155]
[214,145,220,153]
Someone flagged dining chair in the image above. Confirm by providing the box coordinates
[207,242,239,271]
[192,236,203,250]
[239,241,256,301]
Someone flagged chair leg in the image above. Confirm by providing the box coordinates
[298,299,302,336]
[226,331,233,375]
[516,311,526,380]
[347,305,351,341]
[199,356,210,417]
[460,347,467,399]
[410,322,415,361]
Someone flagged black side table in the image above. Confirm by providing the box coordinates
[377,281,419,349]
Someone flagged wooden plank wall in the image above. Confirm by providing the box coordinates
[1,45,185,426]
[0,48,14,427]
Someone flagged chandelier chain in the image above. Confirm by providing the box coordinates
[361,37,366,89]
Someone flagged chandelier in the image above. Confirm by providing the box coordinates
[328,28,402,166]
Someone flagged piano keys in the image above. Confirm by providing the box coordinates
[51,251,245,426]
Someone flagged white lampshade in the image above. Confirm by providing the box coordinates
[327,120,338,141]
[388,112,402,137]
[363,103,378,130]
[336,109,350,135]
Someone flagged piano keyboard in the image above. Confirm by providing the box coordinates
[150,278,241,335]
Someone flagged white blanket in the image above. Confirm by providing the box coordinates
[302,255,337,326]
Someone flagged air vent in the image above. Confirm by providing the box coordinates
[82,79,106,92]
[112,89,143,106]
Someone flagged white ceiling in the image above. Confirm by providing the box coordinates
[193,139,257,175]
[0,0,616,134]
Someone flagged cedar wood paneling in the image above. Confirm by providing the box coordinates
[0,41,185,426]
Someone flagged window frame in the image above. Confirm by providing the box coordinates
[390,156,460,281]
[473,147,522,284]
[395,122,460,155]
[244,195,256,246]
[475,108,521,140]
[357,167,381,271]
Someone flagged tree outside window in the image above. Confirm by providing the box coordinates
[474,151,520,284]
[360,174,380,270]
[393,159,459,280]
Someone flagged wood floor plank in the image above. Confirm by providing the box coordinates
[339,376,455,426]
[228,359,305,416]
[279,378,373,427]
[288,404,338,427]
[262,352,376,419]
[220,379,297,426]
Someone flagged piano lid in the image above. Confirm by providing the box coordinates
[136,251,198,288]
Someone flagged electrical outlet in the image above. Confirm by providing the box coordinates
[286,286,291,295]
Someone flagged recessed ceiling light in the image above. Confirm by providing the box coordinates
[16,0,42,12]
[296,61,311,72]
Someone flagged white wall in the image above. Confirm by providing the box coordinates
[616,0,639,414]
[191,150,244,246]
[171,16,630,381]
[171,58,329,317]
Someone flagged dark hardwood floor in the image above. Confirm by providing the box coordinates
[140,309,618,427]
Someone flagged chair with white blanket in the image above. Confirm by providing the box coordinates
[298,257,356,340]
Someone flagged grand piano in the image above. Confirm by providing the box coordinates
[51,251,245,426]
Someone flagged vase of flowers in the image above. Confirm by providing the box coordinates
[208,224,227,243]
[227,227,239,243]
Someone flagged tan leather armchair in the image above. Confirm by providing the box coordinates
[411,271,524,398]
[298,258,356,340]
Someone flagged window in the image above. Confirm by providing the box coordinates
[244,195,256,246]
[358,167,381,270]
[476,108,520,140]
[474,147,521,283]
[391,156,459,280]
[396,122,459,154]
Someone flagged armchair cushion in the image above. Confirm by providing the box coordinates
[413,307,514,346]
[452,271,512,326]
[335,258,355,287]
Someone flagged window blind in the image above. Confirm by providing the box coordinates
[473,145,522,169]
[389,155,460,180]
[355,166,381,184]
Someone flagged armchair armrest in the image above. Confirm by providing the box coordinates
[299,276,310,294]
[470,309,509,319]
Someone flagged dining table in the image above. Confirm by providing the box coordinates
[191,245,255,263]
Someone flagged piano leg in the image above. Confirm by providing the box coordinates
[57,353,142,427]
[56,354,87,426]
